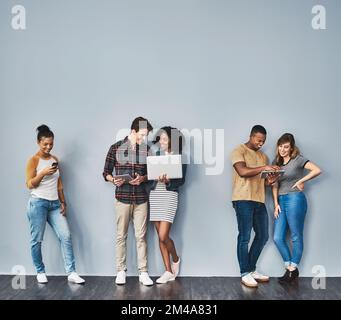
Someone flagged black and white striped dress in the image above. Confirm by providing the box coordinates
[149,182,179,223]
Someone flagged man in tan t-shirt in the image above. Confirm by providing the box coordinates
[231,125,280,288]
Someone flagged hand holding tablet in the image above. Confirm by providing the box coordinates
[112,174,133,183]
[260,170,285,179]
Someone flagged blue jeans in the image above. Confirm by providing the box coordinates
[233,201,269,276]
[26,197,76,274]
[273,192,307,267]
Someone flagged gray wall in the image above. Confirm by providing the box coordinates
[1,0,340,276]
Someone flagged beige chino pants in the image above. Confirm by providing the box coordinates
[115,200,148,273]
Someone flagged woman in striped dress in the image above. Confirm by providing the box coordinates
[149,127,187,284]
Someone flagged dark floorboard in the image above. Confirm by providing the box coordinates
[0,276,339,300]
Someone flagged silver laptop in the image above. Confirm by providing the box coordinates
[147,155,183,180]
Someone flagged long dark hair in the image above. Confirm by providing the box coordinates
[36,125,54,141]
[275,133,300,166]
[153,126,185,154]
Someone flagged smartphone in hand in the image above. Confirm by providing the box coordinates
[51,162,58,169]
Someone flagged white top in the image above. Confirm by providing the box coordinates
[31,158,60,201]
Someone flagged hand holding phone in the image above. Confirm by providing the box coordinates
[42,163,58,176]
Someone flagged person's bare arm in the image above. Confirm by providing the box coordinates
[292,161,322,191]
[272,183,281,219]
[26,157,57,189]
[233,162,279,178]
[57,178,67,216]
[265,173,281,186]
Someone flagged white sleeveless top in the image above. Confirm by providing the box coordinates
[31,158,60,201]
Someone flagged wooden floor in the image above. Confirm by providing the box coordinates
[0,276,339,300]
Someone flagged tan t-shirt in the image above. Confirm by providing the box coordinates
[231,144,269,203]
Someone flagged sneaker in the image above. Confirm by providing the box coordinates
[139,272,153,286]
[68,272,85,284]
[115,270,126,285]
[241,273,258,288]
[156,271,176,284]
[251,271,270,283]
[171,257,181,278]
[37,273,48,284]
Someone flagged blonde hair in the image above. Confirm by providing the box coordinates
[275,133,300,166]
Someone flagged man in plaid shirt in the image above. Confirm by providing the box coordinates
[103,116,154,286]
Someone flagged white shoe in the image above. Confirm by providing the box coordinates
[68,272,85,284]
[37,273,48,284]
[115,270,126,285]
[241,273,258,288]
[156,271,176,284]
[139,272,153,286]
[171,257,181,278]
[251,271,270,283]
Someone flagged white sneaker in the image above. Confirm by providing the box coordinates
[171,257,181,278]
[37,273,48,284]
[68,272,85,284]
[115,270,126,285]
[251,271,270,283]
[139,272,153,286]
[241,273,258,288]
[156,271,176,284]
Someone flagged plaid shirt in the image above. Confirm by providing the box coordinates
[103,136,149,205]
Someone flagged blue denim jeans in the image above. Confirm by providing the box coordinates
[26,197,76,274]
[273,192,307,267]
[233,200,269,276]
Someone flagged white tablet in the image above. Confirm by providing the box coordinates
[147,155,183,180]
[260,170,285,179]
